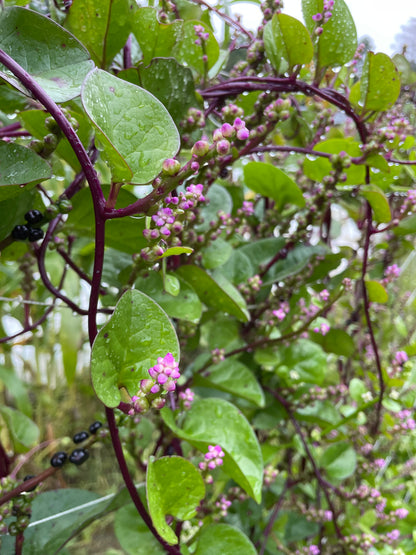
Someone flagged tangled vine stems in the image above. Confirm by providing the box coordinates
[0,49,182,552]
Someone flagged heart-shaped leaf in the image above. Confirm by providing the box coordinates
[264,13,313,73]
[146,456,205,545]
[194,523,257,555]
[0,142,51,201]
[361,52,401,112]
[176,265,249,322]
[161,398,263,502]
[196,359,265,407]
[0,6,94,102]
[244,162,305,208]
[81,68,180,184]
[91,289,179,407]
[302,0,357,69]
[66,0,133,68]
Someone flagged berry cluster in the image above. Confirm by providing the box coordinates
[12,210,44,242]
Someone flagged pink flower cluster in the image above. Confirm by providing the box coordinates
[199,444,225,471]
[147,353,180,394]
[215,495,232,516]
[194,24,209,46]
[382,264,401,285]
[212,118,250,154]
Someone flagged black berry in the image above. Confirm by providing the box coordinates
[24,209,43,225]
[28,228,44,242]
[11,225,29,240]
[73,431,89,444]
[50,451,67,467]
[89,421,103,434]
[69,448,89,466]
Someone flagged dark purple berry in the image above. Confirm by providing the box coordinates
[73,431,89,444]
[50,451,67,467]
[89,421,103,434]
[23,475,37,492]
[24,209,43,225]
[69,448,89,466]
[12,225,29,240]
[28,228,44,242]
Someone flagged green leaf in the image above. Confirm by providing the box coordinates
[284,513,320,543]
[176,265,249,322]
[157,246,194,259]
[197,359,265,407]
[196,183,233,232]
[146,456,205,545]
[320,441,357,482]
[312,328,355,357]
[138,58,197,126]
[135,271,202,323]
[349,378,367,404]
[173,20,220,74]
[194,523,257,555]
[0,188,39,243]
[361,52,401,112]
[0,365,31,416]
[81,68,180,184]
[239,237,286,272]
[91,289,179,407]
[202,238,233,269]
[244,161,305,209]
[66,0,133,68]
[0,406,39,450]
[2,488,131,555]
[19,107,93,172]
[365,280,388,303]
[161,398,263,502]
[220,250,255,284]
[132,8,183,65]
[269,244,327,282]
[66,186,147,254]
[0,6,94,102]
[115,503,165,555]
[277,339,327,385]
[360,184,391,223]
[164,274,180,296]
[263,13,313,73]
[0,142,51,201]
[302,0,357,69]
[303,139,365,185]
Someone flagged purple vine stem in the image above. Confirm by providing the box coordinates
[0,48,176,552]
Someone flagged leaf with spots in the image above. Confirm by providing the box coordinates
[81,68,180,184]
[0,6,93,103]
[91,289,179,408]
[361,52,401,112]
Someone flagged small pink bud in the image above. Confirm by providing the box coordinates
[216,139,230,155]
[162,158,181,176]
[191,140,210,157]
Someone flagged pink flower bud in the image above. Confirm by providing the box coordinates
[216,139,230,155]
[191,140,210,157]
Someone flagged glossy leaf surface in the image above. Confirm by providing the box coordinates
[82,68,180,184]
[66,0,133,68]
[361,52,401,112]
[302,0,357,69]
[194,523,257,555]
[146,456,205,544]
[0,6,93,102]
[197,358,265,407]
[0,142,51,201]
[244,161,305,208]
[264,13,313,73]
[320,441,357,482]
[91,289,179,407]
[176,265,249,322]
[161,398,263,502]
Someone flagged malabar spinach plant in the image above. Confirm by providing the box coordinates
[0,0,416,553]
